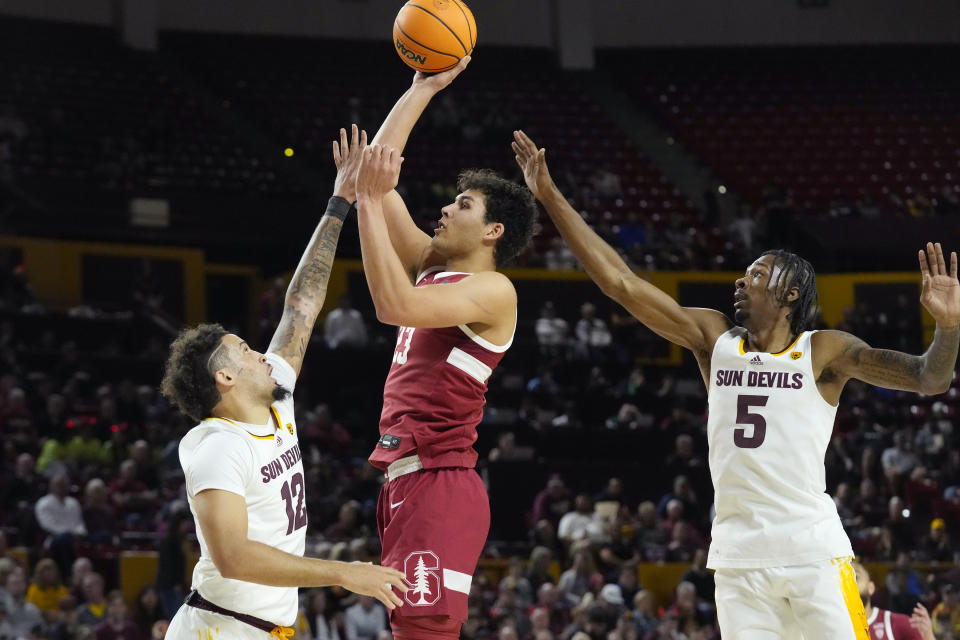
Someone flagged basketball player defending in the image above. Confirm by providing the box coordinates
[854,562,934,640]
[162,127,406,639]
[513,130,959,639]
[343,59,537,640]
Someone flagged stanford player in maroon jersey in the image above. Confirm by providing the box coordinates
[853,563,934,640]
[341,57,537,640]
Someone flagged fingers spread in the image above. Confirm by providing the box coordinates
[351,123,359,148]
[919,248,930,275]
[333,141,342,165]
[952,251,958,279]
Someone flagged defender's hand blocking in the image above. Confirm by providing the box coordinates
[356,144,404,200]
[333,124,368,203]
[512,130,556,201]
[340,561,408,610]
[411,55,471,94]
[918,242,959,328]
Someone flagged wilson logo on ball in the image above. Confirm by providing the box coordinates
[392,0,476,72]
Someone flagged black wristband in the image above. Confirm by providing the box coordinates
[325,196,352,221]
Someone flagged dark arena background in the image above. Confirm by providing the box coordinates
[0,1,959,638]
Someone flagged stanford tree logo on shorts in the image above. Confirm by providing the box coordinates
[404,551,441,606]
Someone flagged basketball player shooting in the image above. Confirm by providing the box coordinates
[161,132,406,639]
[513,130,959,639]
[341,60,537,640]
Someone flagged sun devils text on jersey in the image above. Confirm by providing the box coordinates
[706,328,853,568]
[369,267,512,471]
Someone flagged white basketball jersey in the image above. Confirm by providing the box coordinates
[706,329,852,569]
[179,352,305,625]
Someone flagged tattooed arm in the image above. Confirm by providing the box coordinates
[815,243,959,401]
[267,125,366,377]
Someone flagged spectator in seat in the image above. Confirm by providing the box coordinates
[94,590,142,640]
[26,558,69,618]
[557,546,600,605]
[108,459,158,528]
[132,585,166,636]
[534,301,569,358]
[2,567,44,637]
[0,387,33,451]
[306,589,342,640]
[916,517,954,562]
[665,581,713,633]
[630,590,658,639]
[344,595,387,640]
[34,473,85,575]
[498,557,533,609]
[324,295,368,349]
[574,303,611,361]
[558,494,607,546]
[680,548,715,606]
[635,501,668,561]
[932,584,960,638]
[82,478,116,546]
[525,546,555,593]
[882,430,920,494]
[68,557,93,604]
[530,475,571,529]
[75,572,107,627]
[854,477,886,527]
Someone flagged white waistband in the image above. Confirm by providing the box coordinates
[386,454,423,482]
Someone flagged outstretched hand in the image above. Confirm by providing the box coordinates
[356,144,404,201]
[411,55,471,93]
[340,561,408,610]
[333,124,368,202]
[918,242,959,328]
[512,130,556,201]
[909,602,935,640]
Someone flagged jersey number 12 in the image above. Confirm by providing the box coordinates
[734,394,768,448]
[280,472,308,535]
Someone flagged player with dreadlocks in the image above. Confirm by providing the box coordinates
[513,130,959,640]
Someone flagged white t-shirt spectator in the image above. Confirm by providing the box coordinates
[324,307,368,349]
[535,316,569,347]
[34,494,86,535]
[344,601,387,640]
[557,510,607,543]
[575,318,612,347]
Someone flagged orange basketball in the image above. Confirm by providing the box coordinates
[393,0,476,73]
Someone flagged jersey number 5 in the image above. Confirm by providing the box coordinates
[393,327,415,365]
[280,472,307,535]
[734,394,768,448]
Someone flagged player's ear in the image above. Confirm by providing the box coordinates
[213,369,236,390]
[484,221,504,241]
[785,286,799,302]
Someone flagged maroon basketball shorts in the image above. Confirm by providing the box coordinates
[376,465,490,638]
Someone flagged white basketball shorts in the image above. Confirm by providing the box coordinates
[167,605,280,639]
[714,556,869,640]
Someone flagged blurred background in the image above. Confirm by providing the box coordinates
[0,1,958,638]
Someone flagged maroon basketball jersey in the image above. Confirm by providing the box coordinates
[369,267,512,471]
[867,608,922,640]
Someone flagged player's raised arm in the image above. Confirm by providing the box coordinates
[356,144,515,328]
[816,242,959,395]
[370,58,471,279]
[266,125,365,376]
[192,489,407,609]
[513,130,730,355]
